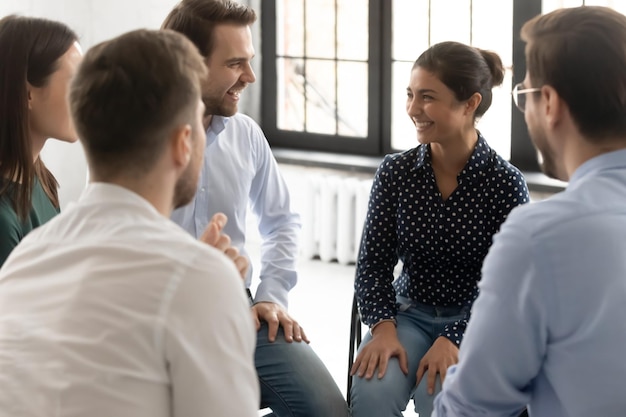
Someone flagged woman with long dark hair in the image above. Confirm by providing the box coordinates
[0,15,81,265]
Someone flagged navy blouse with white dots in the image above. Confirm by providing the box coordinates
[355,134,530,346]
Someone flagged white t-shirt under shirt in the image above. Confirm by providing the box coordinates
[0,183,259,417]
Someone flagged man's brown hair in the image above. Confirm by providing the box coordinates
[522,6,626,141]
[70,29,207,179]
[162,0,256,58]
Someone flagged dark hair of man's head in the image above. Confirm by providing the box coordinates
[70,29,207,180]
[522,6,626,141]
[161,0,256,58]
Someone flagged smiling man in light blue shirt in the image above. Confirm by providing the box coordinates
[433,6,626,417]
[163,1,349,416]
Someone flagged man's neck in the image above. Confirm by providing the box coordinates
[90,173,176,218]
[564,135,626,180]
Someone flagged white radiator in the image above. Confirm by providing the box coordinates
[299,174,373,265]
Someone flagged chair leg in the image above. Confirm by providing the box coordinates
[347,295,362,407]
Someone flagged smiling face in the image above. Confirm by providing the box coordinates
[29,41,83,149]
[406,66,473,146]
[201,23,256,117]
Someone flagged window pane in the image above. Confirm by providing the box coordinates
[306,0,336,59]
[472,0,512,66]
[305,59,337,135]
[277,58,305,132]
[476,71,512,160]
[542,0,583,13]
[391,61,416,150]
[583,0,626,15]
[337,61,368,137]
[338,0,368,60]
[392,0,429,62]
[430,0,471,44]
[276,0,304,57]
[274,0,369,138]
[391,0,513,159]
[471,0,513,159]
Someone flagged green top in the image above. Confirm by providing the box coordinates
[0,179,60,267]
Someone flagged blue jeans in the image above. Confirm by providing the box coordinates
[256,323,349,417]
[349,301,466,417]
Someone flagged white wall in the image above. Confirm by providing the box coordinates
[1,0,260,209]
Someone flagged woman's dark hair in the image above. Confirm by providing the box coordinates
[0,15,78,220]
[414,41,505,121]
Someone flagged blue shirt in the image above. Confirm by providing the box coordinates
[171,114,301,309]
[433,148,626,417]
[355,134,529,345]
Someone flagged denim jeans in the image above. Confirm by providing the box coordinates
[256,323,349,417]
[349,301,466,417]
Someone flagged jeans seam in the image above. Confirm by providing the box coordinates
[258,376,295,417]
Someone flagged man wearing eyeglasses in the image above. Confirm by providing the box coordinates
[433,6,626,417]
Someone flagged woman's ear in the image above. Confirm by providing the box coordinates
[26,82,34,110]
[465,92,482,115]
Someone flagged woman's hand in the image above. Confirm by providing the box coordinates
[416,336,459,394]
[350,322,408,380]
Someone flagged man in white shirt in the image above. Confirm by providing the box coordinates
[0,29,259,417]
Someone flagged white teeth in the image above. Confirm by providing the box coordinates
[415,121,432,128]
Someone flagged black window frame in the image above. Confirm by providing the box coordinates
[261,0,542,171]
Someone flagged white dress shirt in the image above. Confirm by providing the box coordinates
[433,148,626,416]
[0,183,259,417]
[171,113,301,309]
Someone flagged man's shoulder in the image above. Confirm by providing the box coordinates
[223,113,261,130]
[217,113,266,145]
[4,207,237,281]
[502,190,596,241]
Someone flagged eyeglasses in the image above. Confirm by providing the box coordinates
[512,83,541,113]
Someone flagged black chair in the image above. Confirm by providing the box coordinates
[346,294,530,417]
[347,295,362,407]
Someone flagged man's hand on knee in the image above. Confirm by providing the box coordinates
[252,302,310,344]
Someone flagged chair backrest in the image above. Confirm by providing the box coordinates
[347,295,362,407]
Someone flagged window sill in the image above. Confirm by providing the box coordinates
[272,147,567,194]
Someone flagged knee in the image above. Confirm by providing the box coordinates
[412,371,442,416]
[350,371,411,416]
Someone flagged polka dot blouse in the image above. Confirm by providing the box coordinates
[355,134,530,346]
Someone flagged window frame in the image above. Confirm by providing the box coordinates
[261,0,542,171]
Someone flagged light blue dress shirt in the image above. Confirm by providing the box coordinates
[433,148,626,417]
[171,113,301,309]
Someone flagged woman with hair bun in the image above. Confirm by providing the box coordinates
[350,41,530,417]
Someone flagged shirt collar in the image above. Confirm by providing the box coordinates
[413,132,493,179]
[568,147,626,188]
[76,183,163,220]
[206,115,232,146]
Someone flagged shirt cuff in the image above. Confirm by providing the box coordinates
[369,318,397,336]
